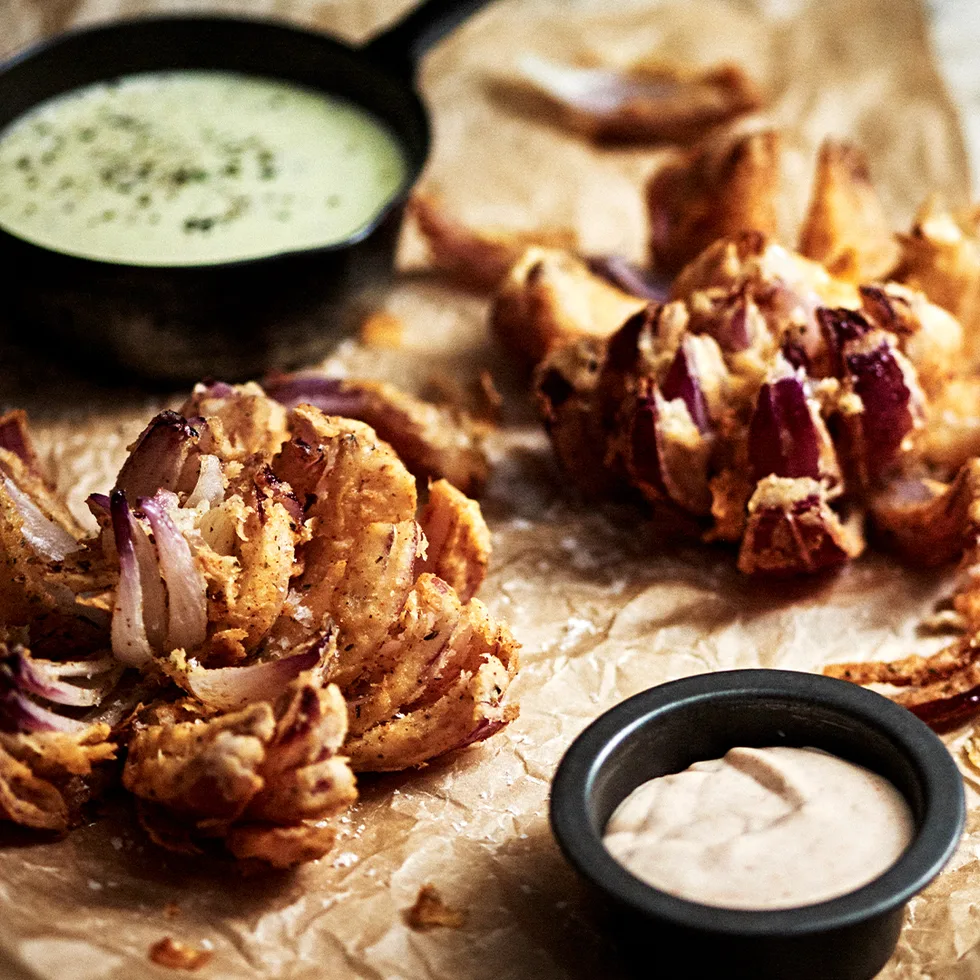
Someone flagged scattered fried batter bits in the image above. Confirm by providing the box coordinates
[964,733,980,774]
[0,378,519,865]
[403,884,467,931]
[512,54,761,144]
[148,937,213,971]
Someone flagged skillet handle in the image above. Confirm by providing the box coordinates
[361,0,494,78]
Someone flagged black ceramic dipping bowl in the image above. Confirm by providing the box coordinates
[0,1,486,382]
[550,669,965,980]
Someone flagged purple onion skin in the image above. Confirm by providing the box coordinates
[748,378,821,482]
[0,653,89,734]
[817,307,871,377]
[86,493,111,522]
[184,646,321,712]
[719,297,752,352]
[255,465,304,524]
[0,415,34,471]
[110,488,156,667]
[629,394,668,498]
[690,291,752,353]
[742,493,851,575]
[110,490,135,571]
[140,493,207,653]
[198,381,235,398]
[114,411,199,500]
[6,648,99,707]
[846,341,915,483]
[263,375,367,418]
[452,716,507,751]
[0,685,87,733]
[661,344,709,433]
[781,340,810,372]
[585,255,670,302]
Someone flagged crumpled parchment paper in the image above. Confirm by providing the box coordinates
[0,0,979,977]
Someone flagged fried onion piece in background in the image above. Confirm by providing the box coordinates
[492,247,646,363]
[825,465,980,728]
[409,196,667,320]
[646,126,782,276]
[894,196,980,366]
[408,193,577,292]
[511,55,762,144]
[826,627,980,732]
[264,372,489,496]
[516,224,980,582]
[798,140,899,282]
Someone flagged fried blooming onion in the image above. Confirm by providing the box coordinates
[0,383,517,865]
[476,126,980,729]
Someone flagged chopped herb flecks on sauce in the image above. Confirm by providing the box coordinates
[0,71,407,266]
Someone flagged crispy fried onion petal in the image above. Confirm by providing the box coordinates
[825,461,980,729]
[797,140,899,283]
[0,426,115,650]
[263,371,489,496]
[0,724,116,832]
[123,668,356,867]
[269,407,519,771]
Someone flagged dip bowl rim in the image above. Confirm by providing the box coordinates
[0,12,429,272]
[549,667,965,940]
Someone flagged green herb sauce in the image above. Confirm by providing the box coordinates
[0,71,408,266]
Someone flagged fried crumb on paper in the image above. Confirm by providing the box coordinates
[360,311,405,349]
[403,884,468,931]
[476,369,504,423]
[162,903,182,921]
[148,937,213,971]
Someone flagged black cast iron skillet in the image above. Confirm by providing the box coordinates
[0,0,491,383]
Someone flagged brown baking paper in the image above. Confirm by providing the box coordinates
[0,0,978,977]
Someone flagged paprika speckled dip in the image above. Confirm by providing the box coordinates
[549,669,965,980]
[0,0,487,382]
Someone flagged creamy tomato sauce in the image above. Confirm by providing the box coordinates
[603,746,914,910]
[0,71,407,266]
